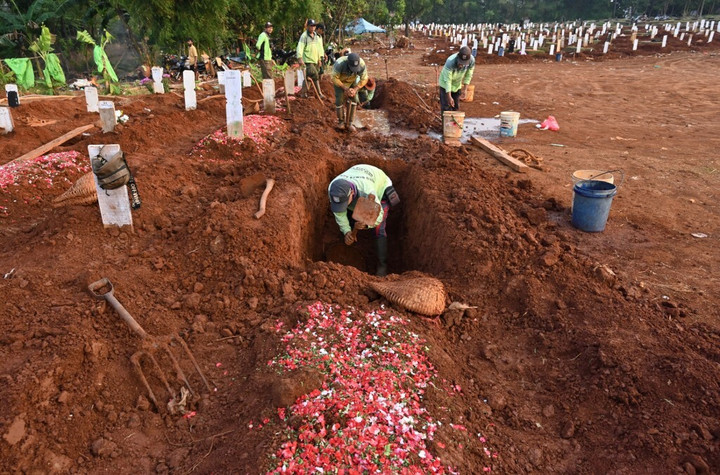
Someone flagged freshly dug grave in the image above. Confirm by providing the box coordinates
[0,76,718,475]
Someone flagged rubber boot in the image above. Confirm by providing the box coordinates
[347,102,358,132]
[375,236,388,277]
[336,106,346,130]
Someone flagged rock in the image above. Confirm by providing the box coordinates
[91,437,117,457]
[3,415,26,445]
[542,404,555,418]
[541,252,560,267]
[683,462,697,475]
[681,455,710,474]
[561,421,575,439]
[690,423,714,441]
[270,370,324,407]
[127,413,141,429]
[247,297,259,310]
[524,207,547,226]
[479,343,497,360]
[529,447,543,466]
[442,309,464,329]
[58,391,70,404]
[136,395,151,411]
[486,392,506,411]
[193,282,204,293]
[184,293,201,310]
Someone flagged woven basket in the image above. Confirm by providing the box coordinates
[53,173,97,208]
[370,277,446,316]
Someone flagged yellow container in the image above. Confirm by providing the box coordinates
[442,111,465,139]
[462,84,475,102]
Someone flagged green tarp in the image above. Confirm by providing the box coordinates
[93,45,118,82]
[4,58,35,89]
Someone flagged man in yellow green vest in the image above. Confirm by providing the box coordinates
[439,45,475,112]
[256,22,274,80]
[296,19,327,98]
[331,53,368,131]
[328,164,400,277]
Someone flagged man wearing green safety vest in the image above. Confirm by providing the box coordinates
[328,164,400,277]
[439,45,475,112]
[256,22,274,80]
[331,53,368,131]
[296,19,327,98]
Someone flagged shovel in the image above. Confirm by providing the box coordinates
[88,278,211,413]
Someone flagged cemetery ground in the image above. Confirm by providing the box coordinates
[1,35,719,473]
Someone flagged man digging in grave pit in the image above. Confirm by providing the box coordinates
[256,22,274,80]
[439,45,475,112]
[296,19,327,99]
[331,53,368,132]
[328,164,400,277]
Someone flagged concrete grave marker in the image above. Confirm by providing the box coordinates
[88,144,132,230]
[0,106,14,134]
[262,79,275,114]
[242,70,251,88]
[151,66,164,94]
[224,70,243,139]
[84,86,99,112]
[98,101,116,133]
[183,70,197,110]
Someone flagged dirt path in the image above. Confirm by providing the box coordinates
[1,36,719,474]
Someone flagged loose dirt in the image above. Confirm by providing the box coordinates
[1,33,719,474]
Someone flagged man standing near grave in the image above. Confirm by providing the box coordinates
[439,45,475,112]
[296,19,327,98]
[328,164,400,277]
[256,22,274,80]
[187,39,198,78]
[331,53,368,131]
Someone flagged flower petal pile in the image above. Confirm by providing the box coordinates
[267,302,452,473]
[193,114,285,158]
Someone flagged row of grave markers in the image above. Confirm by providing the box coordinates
[414,18,716,56]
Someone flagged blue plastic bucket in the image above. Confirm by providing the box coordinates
[571,180,618,232]
[555,53,563,62]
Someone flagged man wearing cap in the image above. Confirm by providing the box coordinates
[331,52,368,131]
[256,22,274,79]
[358,77,376,108]
[439,45,475,112]
[296,19,327,98]
[328,164,400,277]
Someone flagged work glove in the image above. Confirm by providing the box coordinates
[344,232,356,246]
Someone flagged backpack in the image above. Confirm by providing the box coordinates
[92,150,129,190]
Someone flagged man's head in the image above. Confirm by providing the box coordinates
[347,53,362,73]
[306,19,317,32]
[316,23,325,34]
[328,179,353,212]
[265,22,273,33]
[457,46,472,66]
[187,38,194,46]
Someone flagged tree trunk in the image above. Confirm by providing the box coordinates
[698,0,706,16]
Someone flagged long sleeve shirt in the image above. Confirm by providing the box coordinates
[256,31,272,61]
[438,53,475,92]
[331,56,369,89]
[296,31,324,64]
[328,165,392,235]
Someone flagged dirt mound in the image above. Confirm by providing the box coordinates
[1,68,719,474]
[371,78,438,132]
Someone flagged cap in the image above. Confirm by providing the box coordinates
[347,53,362,73]
[328,179,352,212]
[307,19,317,27]
[457,46,472,65]
[265,22,273,28]
[316,23,325,30]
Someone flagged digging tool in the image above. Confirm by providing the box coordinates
[254,178,275,219]
[307,78,324,104]
[88,278,211,413]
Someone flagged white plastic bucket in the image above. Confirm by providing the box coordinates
[500,111,520,137]
[443,111,465,139]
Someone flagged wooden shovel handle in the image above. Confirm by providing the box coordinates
[254,179,275,219]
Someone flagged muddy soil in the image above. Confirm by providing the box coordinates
[1,34,719,474]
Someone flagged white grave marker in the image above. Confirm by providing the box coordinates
[224,70,243,139]
[85,86,99,112]
[98,101,116,133]
[217,70,226,94]
[662,35,668,48]
[297,69,305,88]
[242,70,252,88]
[151,66,164,94]
[88,144,132,230]
[284,70,295,95]
[262,79,275,114]
[183,70,197,110]
[0,106,14,134]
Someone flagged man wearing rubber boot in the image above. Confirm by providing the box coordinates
[328,164,400,277]
[331,53,368,131]
[439,45,475,112]
[296,19,326,98]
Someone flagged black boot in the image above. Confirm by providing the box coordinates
[375,236,388,277]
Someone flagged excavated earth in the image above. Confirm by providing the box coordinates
[1,34,719,474]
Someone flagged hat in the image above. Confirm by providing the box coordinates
[316,23,325,30]
[307,19,317,27]
[347,53,362,73]
[265,22,273,28]
[457,46,472,65]
[328,179,352,212]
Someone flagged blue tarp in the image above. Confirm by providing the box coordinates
[346,18,386,35]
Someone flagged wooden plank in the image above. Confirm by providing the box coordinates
[470,135,529,173]
[9,124,95,165]
[0,94,77,106]
[88,144,133,230]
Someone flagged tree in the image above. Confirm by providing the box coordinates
[403,0,442,35]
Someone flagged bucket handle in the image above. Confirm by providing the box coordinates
[583,169,624,189]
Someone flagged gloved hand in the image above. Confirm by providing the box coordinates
[344,232,356,245]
